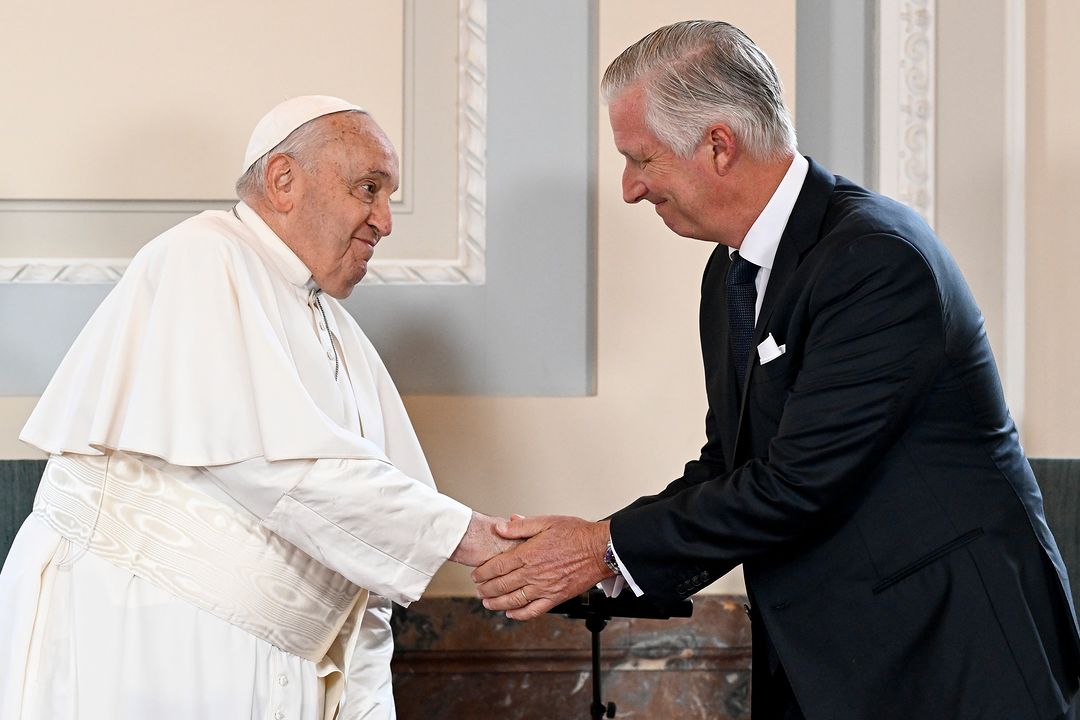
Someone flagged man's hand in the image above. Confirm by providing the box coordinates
[471,516,613,620]
[449,511,520,567]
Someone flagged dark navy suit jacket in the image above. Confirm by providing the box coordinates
[610,159,1080,719]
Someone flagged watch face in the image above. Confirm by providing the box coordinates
[604,545,621,575]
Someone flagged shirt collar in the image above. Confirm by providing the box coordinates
[729,154,810,269]
[233,201,315,289]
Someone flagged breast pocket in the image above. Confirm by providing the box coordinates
[751,346,798,387]
[746,350,798,436]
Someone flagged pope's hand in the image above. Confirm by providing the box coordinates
[448,511,520,567]
[471,515,613,620]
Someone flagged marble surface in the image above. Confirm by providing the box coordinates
[390,595,752,719]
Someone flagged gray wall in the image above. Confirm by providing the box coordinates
[4,1,885,398]
[795,0,877,186]
[0,0,598,397]
[346,0,598,395]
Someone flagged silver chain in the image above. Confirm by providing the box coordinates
[313,293,339,381]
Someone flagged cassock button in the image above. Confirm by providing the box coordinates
[274,712,285,720]
[326,350,334,360]
[277,674,288,686]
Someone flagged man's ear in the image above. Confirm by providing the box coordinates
[264,154,298,212]
[706,124,737,175]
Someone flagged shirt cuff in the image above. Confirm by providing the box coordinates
[598,575,625,597]
[602,540,643,597]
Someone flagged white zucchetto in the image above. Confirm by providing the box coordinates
[242,95,365,172]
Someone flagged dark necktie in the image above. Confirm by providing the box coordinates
[727,251,758,388]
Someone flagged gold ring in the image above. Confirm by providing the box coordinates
[519,588,529,605]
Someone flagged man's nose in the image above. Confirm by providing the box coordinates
[621,165,646,204]
[370,198,393,239]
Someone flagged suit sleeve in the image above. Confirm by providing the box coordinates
[610,234,947,601]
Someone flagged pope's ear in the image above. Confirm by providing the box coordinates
[263,154,298,212]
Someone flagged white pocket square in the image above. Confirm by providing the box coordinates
[758,333,786,365]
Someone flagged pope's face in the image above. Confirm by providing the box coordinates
[288,113,399,299]
[609,85,720,242]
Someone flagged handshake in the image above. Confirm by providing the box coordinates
[449,512,618,621]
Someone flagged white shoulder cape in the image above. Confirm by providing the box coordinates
[22,203,429,479]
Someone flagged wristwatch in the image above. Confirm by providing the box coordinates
[603,539,622,577]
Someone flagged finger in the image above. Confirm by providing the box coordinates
[475,568,530,600]
[480,593,518,612]
[482,587,537,613]
[506,597,558,622]
[494,515,550,539]
[481,584,536,612]
[477,569,531,604]
[510,514,526,521]
[470,550,524,584]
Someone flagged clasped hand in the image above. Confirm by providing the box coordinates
[471,515,613,620]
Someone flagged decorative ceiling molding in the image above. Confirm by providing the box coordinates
[0,0,486,286]
[877,0,936,227]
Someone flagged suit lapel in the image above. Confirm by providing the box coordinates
[731,158,837,463]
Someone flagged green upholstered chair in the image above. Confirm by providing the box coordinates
[0,460,46,565]
[1030,458,1080,614]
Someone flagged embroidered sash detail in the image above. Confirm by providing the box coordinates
[33,452,364,664]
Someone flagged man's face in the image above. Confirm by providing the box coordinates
[608,85,721,242]
[288,113,399,299]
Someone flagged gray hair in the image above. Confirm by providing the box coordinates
[601,20,797,161]
[235,109,368,199]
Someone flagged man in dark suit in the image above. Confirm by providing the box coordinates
[473,20,1080,719]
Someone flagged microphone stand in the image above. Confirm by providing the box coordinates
[549,589,693,719]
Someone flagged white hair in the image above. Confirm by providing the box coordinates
[234,109,368,199]
[601,20,797,160]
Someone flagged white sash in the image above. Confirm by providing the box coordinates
[32,452,366,668]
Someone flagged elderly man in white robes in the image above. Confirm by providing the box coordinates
[0,96,511,720]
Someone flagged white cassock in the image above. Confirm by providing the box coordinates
[0,201,472,720]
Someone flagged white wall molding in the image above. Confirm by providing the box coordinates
[0,258,127,284]
[1,0,594,397]
[878,0,936,227]
[362,0,486,286]
[0,0,487,287]
[452,0,488,286]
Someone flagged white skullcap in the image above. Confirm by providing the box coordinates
[242,95,365,173]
